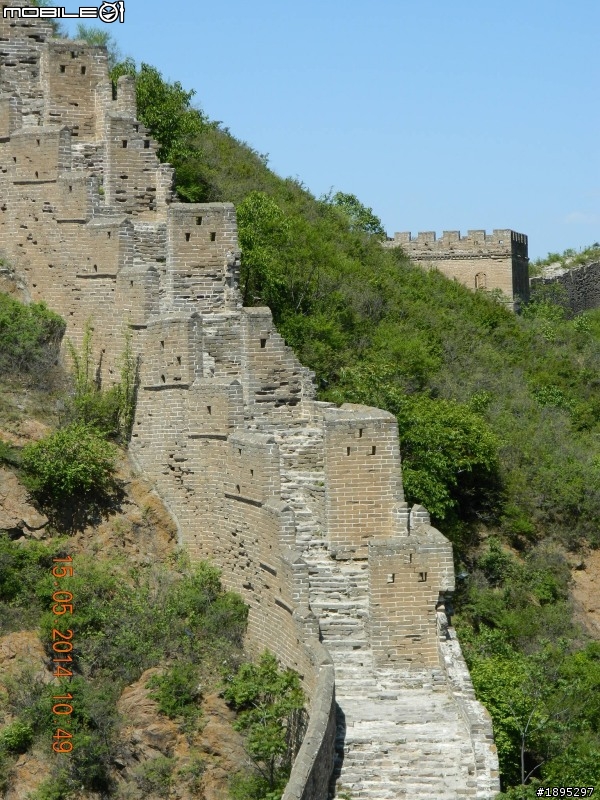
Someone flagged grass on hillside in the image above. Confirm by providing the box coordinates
[529,243,600,277]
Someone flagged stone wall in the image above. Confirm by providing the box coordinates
[385,228,530,308]
[369,522,454,668]
[531,260,600,313]
[0,10,500,797]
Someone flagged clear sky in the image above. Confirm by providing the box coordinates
[60,0,600,260]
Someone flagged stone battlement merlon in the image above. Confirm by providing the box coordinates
[390,228,528,254]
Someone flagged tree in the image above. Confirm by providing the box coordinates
[110,60,205,165]
[223,651,305,794]
[236,191,290,308]
[326,191,385,237]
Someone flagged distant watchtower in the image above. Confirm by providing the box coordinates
[384,229,529,309]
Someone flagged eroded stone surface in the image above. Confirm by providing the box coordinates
[0,467,48,535]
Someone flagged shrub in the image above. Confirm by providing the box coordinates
[132,756,175,798]
[27,771,74,800]
[229,771,287,800]
[223,651,306,792]
[147,663,200,720]
[65,323,139,442]
[0,292,65,378]
[21,422,118,505]
[0,721,33,753]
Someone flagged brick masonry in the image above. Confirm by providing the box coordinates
[0,7,500,797]
[384,229,530,309]
[531,260,600,313]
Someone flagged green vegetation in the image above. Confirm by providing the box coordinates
[223,651,306,799]
[0,537,247,797]
[147,663,201,722]
[0,721,34,753]
[107,58,600,794]
[0,305,139,525]
[1,32,599,796]
[0,292,64,380]
[131,756,176,798]
[21,422,119,506]
[109,59,205,171]
[529,243,600,277]
[65,322,138,441]
[456,538,600,793]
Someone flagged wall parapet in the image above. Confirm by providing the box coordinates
[282,636,337,800]
[438,610,500,798]
[384,228,529,307]
[386,229,527,255]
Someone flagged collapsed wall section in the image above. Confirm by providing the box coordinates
[531,261,600,313]
[241,307,315,414]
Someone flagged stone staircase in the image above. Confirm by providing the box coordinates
[272,421,484,799]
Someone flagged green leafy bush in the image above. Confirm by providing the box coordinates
[147,663,200,720]
[21,422,118,505]
[0,535,68,632]
[132,756,175,798]
[27,771,74,800]
[223,651,305,792]
[0,721,33,753]
[0,292,65,378]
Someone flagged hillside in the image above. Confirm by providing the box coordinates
[0,299,287,798]
[112,59,600,796]
[0,20,599,796]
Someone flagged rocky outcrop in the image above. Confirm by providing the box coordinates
[0,468,48,537]
[115,669,250,800]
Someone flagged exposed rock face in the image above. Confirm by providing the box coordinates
[0,631,54,799]
[115,670,249,800]
[66,463,178,565]
[0,467,48,537]
[0,630,53,689]
[4,750,51,800]
[571,549,600,638]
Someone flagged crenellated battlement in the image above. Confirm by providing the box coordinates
[0,9,500,799]
[390,228,527,252]
[385,228,529,308]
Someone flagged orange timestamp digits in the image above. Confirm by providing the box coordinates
[51,555,74,751]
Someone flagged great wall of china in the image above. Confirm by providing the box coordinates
[0,5,500,797]
[384,229,530,310]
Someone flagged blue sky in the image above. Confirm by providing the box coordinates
[61,0,600,260]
